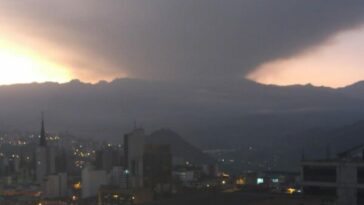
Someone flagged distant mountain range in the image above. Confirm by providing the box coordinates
[1,78,364,170]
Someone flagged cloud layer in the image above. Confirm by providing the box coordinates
[1,0,364,83]
[248,27,364,88]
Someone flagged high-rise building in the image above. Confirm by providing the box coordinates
[55,148,68,173]
[110,166,127,189]
[143,144,172,193]
[124,128,146,189]
[95,147,123,172]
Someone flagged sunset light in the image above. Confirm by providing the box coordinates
[0,39,72,85]
[247,27,364,88]
[2,1,364,205]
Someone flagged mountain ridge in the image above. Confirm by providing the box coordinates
[0,77,364,169]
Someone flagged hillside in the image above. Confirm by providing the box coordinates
[147,129,214,164]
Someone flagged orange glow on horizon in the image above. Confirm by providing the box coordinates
[0,38,73,85]
[247,26,364,88]
[0,22,127,85]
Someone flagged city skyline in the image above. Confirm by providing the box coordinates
[2,1,364,204]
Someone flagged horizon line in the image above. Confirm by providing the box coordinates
[0,77,362,89]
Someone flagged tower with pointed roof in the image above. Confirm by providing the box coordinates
[35,113,56,183]
[40,112,47,147]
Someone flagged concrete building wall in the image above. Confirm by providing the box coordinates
[110,166,127,188]
[36,146,57,184]
[125,129,146,189]
[47,147,56,174]
[337,163,357,205]
[302,161,364,205]
[82,166,108,198]
[36,147,47,183]
[44,173,68,198]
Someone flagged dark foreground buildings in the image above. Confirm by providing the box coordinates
[302,145,364,205]
[143,144,172,193]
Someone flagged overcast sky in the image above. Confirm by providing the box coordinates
[1,0,364,87]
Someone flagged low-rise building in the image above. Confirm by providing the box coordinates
[302,144,364,205]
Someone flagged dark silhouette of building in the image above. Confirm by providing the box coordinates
[95,147,123,172]
[35,114,56,183]
[55,148,68,173]
[143,144,172,193]
[40,115,47,147]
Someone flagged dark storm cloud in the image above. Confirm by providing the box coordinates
[2,0,364,82]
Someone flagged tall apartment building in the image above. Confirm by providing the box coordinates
[124,128,146,189]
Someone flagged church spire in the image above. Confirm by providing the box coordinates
[40,112,47,147]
